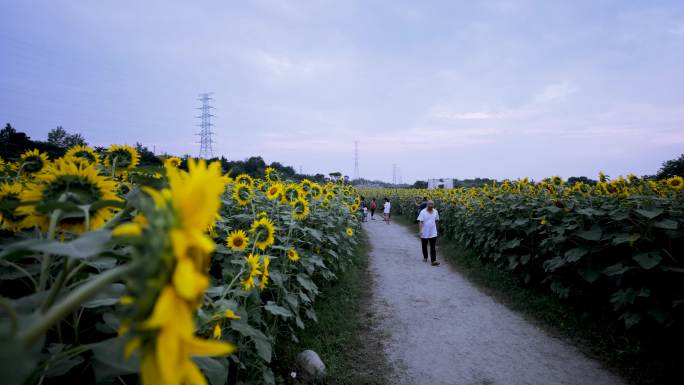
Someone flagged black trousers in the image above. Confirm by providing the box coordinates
[421,237,437,262]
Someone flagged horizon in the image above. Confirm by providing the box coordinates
[2,1,683,183]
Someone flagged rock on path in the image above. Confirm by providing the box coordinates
[363,218,624,385]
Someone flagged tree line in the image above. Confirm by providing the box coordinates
[0,123,328,182]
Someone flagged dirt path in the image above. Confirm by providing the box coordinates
[362,218,624,385]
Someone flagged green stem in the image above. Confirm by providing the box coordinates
[41,259,76,313]
[38,202,64,292]
[0,297,18,337]
[111,156,118,179]
[102,206,133,230]
[19,261,140,347]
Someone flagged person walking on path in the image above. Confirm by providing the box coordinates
[383,198,391,224]
[418,200,440,266]
[369,198,377,220]
[360,196,368,222]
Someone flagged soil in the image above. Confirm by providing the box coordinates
[362,218,625,385]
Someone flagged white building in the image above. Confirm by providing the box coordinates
[427,178,454,189]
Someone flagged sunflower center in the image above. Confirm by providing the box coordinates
[75,151,97,163]
[238,187,251,200]
[110,150,133,168]
[233,237,244,247]
[0,194,27,222]
[44,176,103,208]
[23,156,45,173]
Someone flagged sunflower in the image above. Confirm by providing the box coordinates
[259,256,270,290]
[105,144,140,171]
[0,182,31,231]
[265,182,284,201]
[164,156,182,168]
[166,159,227,233]
[19,149,50,176]
[292,198,310,220]
[265,167,279,182]
[242,253,262,290]
[350,204,359,213]
[346,227,354,237]
[65,145,100,165]
[282,184,302,205]
[250,217,275,251]
[235,174,253,187]
[18,158,120,233]
[299,179,313,195]
[666,176,683,191]
[550,176,563,186]
[310,184,323,199]
[324,192,335,202]
[598,171,608,183]
[233,184,252,206]
[227,229,249,251]
[287,248,300,263]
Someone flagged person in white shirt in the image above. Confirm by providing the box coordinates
[383,198,391,224]
[417,200,440,266]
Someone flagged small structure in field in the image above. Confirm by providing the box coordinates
[428,178,454,189]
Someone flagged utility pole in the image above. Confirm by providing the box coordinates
[196,92,215,159]
[353,141,360,180]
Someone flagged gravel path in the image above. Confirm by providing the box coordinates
[363,218,624,385]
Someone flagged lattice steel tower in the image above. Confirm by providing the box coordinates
[353,140,359,180]
[196,92,215,159]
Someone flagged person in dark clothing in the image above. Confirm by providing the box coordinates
[360,196,368,222]
[369,198,377,220]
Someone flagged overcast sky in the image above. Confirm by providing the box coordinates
[1,1,683,182]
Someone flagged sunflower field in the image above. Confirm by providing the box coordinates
[0,146,362,385]
[366,174,684,339]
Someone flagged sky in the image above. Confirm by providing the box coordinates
[1,1,683,183]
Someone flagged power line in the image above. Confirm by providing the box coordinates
[196,92,215,159]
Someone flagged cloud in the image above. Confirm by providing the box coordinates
[532,81,578,103]
[260,126,501,154]
[669,23,684,37]
[429,81,578,121]
[430,111,496,120]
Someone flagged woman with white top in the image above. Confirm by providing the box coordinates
[383,197,391,224]
[417,200,440,266]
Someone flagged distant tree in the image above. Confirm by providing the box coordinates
[135,142,162,166]
[64,133,86,148]
[567,176,596,185]
[47,127,67,147]
[0,123,63,159]
[656,154,684,179]
[47,126,87,148]
[413,180,428,189]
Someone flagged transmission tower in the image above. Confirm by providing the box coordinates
[196,92,215,159]
[353,141,359,180]
[392,164,397,185]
